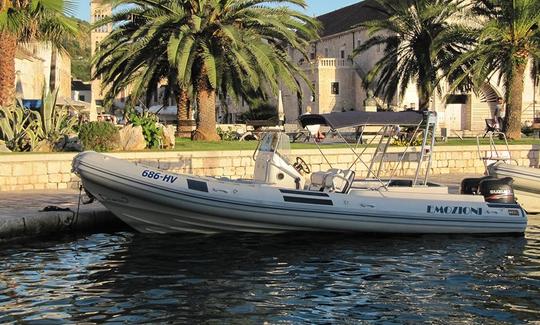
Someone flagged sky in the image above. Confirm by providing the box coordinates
[72,0,361,21]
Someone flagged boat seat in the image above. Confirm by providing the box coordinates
[310,171,329,191]
[324,169,355,193]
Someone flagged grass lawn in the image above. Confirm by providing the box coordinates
[441,138,538,146]
[174,137,538,152]
[174,137,351,151]
[1,136,536,155]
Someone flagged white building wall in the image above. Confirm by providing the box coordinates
[14,56,45,100]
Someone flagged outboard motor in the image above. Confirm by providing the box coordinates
[478,177,515,204]
[460,176,495,195]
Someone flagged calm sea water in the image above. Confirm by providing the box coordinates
[1,223,539,324]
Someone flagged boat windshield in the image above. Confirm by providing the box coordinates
[258,132,292,159]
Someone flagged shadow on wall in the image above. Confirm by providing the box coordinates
[528,144,539,168]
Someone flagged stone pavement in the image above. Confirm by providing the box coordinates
[1,190,91,217]
[0,190,125,243]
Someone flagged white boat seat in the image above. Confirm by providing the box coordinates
[324,169,355,193]
[325,173,348,192]
[310,171,329,190]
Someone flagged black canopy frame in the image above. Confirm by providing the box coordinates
[299,110,426,129]
[295,110,437,189]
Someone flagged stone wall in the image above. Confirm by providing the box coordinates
[0,145,538,192]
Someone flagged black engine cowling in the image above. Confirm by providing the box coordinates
[478,177,515,204]
[460,176,495,195]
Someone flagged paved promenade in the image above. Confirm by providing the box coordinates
[0,190,125,243]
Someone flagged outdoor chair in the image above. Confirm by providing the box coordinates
[483,118,502,138]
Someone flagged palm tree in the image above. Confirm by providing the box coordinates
[352,0,470,110]
[532,58,540,122]
[0,0,78,106]
[93,5,194,138]
[452,0,540,139]
[94,0,319,141]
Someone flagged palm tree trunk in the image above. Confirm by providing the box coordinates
[418,95,430,111]
[504,63,526,140]
[193,72,220,141]
[175,88,193,138]
[0,32,17,106]
[417,82,431,111]
[193,88,220,141]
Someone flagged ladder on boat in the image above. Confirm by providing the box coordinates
[414,112,437,186]
[476,131,518,170]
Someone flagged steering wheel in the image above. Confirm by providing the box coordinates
[293,156,311,174]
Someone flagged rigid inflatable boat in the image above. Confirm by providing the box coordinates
[73,111,527,234]
[477,132,540,214]
[488,162,540,214]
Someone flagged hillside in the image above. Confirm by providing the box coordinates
[65,18,92,81]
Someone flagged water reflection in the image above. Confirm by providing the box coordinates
[0,224,539,323]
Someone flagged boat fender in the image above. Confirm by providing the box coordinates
[478,177,515,204]
[460,176,496,195]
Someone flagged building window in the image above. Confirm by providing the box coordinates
[311,82,316,102]
[331,82,339,95]
[78,95,85,101]
[340,50,345,59]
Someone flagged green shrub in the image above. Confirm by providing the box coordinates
[128,110,163,149]
[522,126,534,137]
[217,127,240,141]
[78,121,120,152]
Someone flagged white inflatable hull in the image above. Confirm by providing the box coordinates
[72,152,527,234]
[488,162,540,214]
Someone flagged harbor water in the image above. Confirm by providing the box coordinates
[1,223,539,323]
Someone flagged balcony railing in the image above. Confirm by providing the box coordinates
[298,58,352,68]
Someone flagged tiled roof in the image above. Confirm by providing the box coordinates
[71,79,91,91]
[317,0,385,37]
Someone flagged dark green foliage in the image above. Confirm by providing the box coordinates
[78,121,120,152]
[240,100,277,122]
[353,0,471,109]
[92,0,320,140]
[65,18,91,81]
[128,110,163,149]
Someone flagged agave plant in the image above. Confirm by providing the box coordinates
[0,102,41,151]
[34,89,78,147]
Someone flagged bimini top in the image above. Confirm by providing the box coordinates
[299,110,426,129]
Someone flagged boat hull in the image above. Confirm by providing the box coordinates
[488,162,540,214]
[73,152,527,234]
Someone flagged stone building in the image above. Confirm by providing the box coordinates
[90,0,113,120]
[283,0,540,134]
[14,42,71,103]
[71,79,92,103]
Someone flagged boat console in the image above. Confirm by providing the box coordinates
[253,133,305,189]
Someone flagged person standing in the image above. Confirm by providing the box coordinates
[494,97,505,130]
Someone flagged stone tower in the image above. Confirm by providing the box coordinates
[89,0,112,121]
